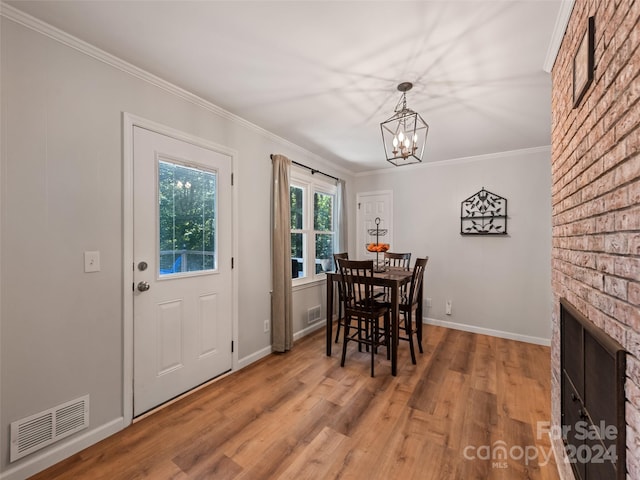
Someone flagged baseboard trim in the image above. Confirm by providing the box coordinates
[0,417,125,480]
[237,320,325,369]
[294,320,325,341]
[423,317,551,346]
[237,345,272,370]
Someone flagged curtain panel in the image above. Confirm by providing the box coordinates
[271,154,293,352]
[336,179,348,253]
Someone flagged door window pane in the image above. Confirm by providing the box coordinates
[158,160,216,276]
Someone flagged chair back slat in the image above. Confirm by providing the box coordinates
[407,257,429,307]
[384,252,411,270]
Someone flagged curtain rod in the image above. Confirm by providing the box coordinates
[270,154,340,182]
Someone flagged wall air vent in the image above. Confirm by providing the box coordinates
[10,394,89,462]
[307,305,322,324]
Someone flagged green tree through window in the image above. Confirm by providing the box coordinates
[159,161,216,274]
[314,192,334,271]
[290,185,305,278]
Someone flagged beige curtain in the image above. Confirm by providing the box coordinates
[271,154,293,352]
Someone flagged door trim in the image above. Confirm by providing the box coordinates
[122,113,239,425]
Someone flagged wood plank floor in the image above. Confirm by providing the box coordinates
[30,325,559,480]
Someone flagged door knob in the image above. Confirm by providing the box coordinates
[137,281,151,292]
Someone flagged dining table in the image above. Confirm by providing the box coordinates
[325,267,423,376]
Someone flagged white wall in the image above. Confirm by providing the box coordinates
[353,148,553,344]
[0,15,351,478]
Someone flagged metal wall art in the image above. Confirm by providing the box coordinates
[460,188,508,235]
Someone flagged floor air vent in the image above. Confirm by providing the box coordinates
[10,394,89,462]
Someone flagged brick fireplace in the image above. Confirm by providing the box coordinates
[550,0,640,479]
[560,297,626,479]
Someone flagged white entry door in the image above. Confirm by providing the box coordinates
[133,126,232,416]
[356,191,393,260]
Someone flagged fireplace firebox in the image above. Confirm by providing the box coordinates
[560,298,626,480]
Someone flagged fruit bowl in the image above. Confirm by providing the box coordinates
[366,243,390,253]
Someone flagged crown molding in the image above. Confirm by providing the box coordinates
[354,145,551,178]
[543,0,575,73]
[0,2,355,178]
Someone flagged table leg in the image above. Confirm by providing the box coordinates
[391,283,399,376]
[326,275,333,356]
[416,281,424,349]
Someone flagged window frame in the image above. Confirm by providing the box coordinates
[290,168,337,287]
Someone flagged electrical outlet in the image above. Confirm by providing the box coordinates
[426,297,432,308]
[264,319,270,333]
[445,300,452,315]
[84,251,100,273]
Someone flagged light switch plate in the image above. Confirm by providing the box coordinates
[84,251,101,273]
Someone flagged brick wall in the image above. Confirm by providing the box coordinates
[551,0,640,479]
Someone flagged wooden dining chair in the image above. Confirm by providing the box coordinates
[337,259,391,377]
[398,257,429,364]
[332,252,349,343]
[376,251,411,300]
[383,251,411,270]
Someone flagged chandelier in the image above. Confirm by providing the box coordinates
[380,82,429,166]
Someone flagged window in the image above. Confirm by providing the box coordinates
[290,169,336,283]
[158,160,217,276]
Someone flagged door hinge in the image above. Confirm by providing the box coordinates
[132,282,135,291]
[231,340,234,353]
[358,202,361,209]
[231,257,234,269]
[231,173,234,186]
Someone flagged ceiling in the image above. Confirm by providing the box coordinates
[6,0,563,173]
